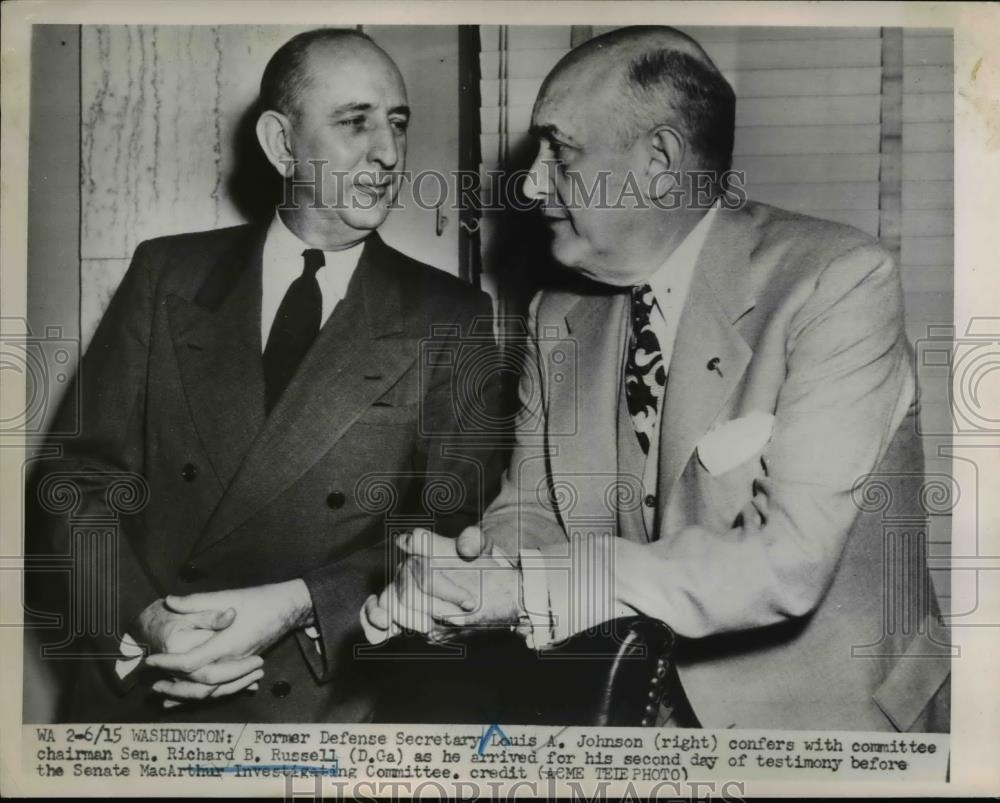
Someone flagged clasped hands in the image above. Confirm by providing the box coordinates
[133,578,313,708]
[361,526,523,645]
[131,526,521,707]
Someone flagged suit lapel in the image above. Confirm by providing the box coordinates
[168,226,267,488]
[554,291,629,528]
[192,233,416,553]
[616,368,651,544]
[657,207,757,508]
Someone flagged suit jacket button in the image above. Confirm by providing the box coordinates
[271,680,291,698]
[326,491,346,510]
[181,462,198,482]
[644,493,656,508]
[179,562,201,583]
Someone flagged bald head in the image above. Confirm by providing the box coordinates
[554,25,714,75]
[539,26,735,173]
[260,28,402,122]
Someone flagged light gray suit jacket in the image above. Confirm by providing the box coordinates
[482,201,950,732]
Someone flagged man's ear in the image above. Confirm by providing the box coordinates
[645,125,685,202]
[256,109,295,178]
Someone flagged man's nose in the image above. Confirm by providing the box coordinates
[523,153,551,202]
[368,121,400,170]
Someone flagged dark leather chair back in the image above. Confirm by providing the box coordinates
[365,616,683,726]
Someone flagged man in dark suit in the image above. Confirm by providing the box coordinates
[27,27,504,722]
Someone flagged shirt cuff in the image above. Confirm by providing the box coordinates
[515,548,556,649]
[530,534,624,645]
[114,632,145,679]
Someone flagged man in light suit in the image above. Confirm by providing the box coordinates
[27,28,504,722]
[364,26,951,732]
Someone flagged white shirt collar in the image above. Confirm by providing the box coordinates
[260,213,365,349]
[646,200,720,305]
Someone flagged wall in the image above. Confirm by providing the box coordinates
[24,22,80,727]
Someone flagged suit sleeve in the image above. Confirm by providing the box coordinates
[415,289,510,538]
[480,292,568,552]
[475,292,568,639]
[299,288,510,682]
[26,241,164,686]
[531,244,917,643]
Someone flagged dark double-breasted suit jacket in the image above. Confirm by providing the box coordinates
[27,224,506,722]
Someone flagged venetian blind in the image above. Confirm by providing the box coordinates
[901,30,954,459]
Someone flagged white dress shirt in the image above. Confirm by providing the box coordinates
[520,201,720,647]
[117,213,363,677]
[260,212,364,351]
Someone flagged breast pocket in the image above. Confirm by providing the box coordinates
[357,401,419,426]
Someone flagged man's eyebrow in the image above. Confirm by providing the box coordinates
[332,102,374,115]
[529,123,579,147]
[330,102,411,118]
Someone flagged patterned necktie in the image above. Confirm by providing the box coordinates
[624,283,666,455]
[262,248,325,413]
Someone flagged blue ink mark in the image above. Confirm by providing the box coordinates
[477,724,511,755]
[184,764,341,777]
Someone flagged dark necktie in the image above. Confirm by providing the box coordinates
[624,283,666,455]
[262,248,325,413]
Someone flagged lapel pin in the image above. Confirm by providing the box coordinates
[706,357,723,378]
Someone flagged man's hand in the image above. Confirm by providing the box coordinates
[144,579,314,704]
[134,598,236,656]
[361,526,522,644]
[131,599,262,707]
